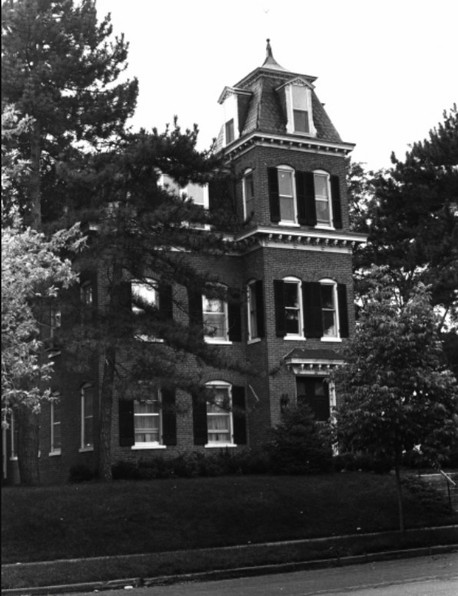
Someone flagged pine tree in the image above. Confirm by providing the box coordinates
[1,0,138,227]
[62,124,244,481]
[1,0,137,484]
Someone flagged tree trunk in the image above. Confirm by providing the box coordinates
[394,453,405,533]
[97,262,123,482]
[98,344,116,482]
[16,405,40,486]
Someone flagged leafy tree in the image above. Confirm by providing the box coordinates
[1,0,138,227]
[334,270,458,531]
[2,107,80,484]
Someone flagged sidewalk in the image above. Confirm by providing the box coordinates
[2,525,457,595]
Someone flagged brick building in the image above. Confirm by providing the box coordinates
[3,42,365,484]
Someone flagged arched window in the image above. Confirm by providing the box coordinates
[313,170,333,227]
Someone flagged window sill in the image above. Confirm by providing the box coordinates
[49,450,62,457]
[247,337,262,345]
[205,443,237,449]
[279,222,300,227]
[204,338,233,345]
[79,446,94,453]
[315,224,335,230]
[321,337,342,343]
[284,336,306,341]
[131,444,166,450]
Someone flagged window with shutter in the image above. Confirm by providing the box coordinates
[274,278,304,339]
[204,382,237,447]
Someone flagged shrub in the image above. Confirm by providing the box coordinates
[68,464,96,483]
[333,452,392,473]
[266,405,334,474]
[402,474,451,513]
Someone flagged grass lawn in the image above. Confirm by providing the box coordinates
[2,473,457,565]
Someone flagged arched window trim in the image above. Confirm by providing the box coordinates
[277,165,298,226]
[313,169,334,229]
[318,278,341,342]
[283,276,304,340]
[202,283,231,344]
[204,381,235,448]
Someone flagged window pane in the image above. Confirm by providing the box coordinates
[161,174,181,196]
[285,310,299,334]
[132,282,158,314]
[316,200,330,223]
[292,85,308,109]
[314,174,328,198]
[225,119,234,143]
[53,423,61,450]
[280,196,295,222]
[248,284,258,338]
[278,170,293,196]
[322,310,337,336]
[84,418,93,446]
[186,183,205,206]
[244,173,254,199]
[284,283,299,308]
[321,285,334,309]
[294,109,309,133]
[204,313,226,338]
[203,297,224,313]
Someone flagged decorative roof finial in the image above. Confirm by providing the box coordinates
[266,38,273,59]
[262,39,286,70]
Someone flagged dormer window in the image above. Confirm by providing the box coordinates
[292,86,309,133]
[283,81,317,137]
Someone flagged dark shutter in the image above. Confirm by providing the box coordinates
[273,280,286,337]
[192,392,208,445]
[162,388,177,446]
[228,289,242,342]
[232,385,247,445]
[268,167,280,223]
[255,280,265,338]
[119,399,134,447]
[188,289,203,326]
[296,171,307,225]
[303,282,323,338]
[159,283,173,320]
[337,284,349,338]
[304,172,317,226]
[330,175,343,229]
[117,281,132,311]
[208,180,218,213]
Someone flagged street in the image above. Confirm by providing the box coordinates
[71,551,458,595]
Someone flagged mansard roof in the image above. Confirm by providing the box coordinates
[217,41,344,147]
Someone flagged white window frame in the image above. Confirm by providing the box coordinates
[247,280,260,343]
[283,276,304,340]
[222,93,239,147]
[242,169,255,221]
[131,387,165,450]
[49,399,62,456]
[202,287,231,344]
[205,381,235,448]
[277,165,298,225]
[314,170,333,228]
[80,384,94,452]
[319,279,341,342]
[285,82,317,137]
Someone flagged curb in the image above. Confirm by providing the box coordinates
[3,527,458,595]
[2,544,457,595]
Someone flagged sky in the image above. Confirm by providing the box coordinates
[95,0,458,171]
